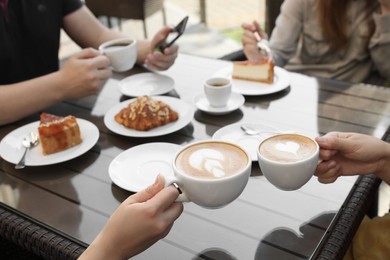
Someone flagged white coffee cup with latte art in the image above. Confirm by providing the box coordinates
[257,133,319,191]
[167,140,251,209]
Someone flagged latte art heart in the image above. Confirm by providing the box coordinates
[275,141,300,155]
[259,134,317,163]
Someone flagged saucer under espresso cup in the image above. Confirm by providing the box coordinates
[99,37,137,72]
[165,140,252,209]
[257,133,319,191]
[204,77,232,107]
[194,92,245,115]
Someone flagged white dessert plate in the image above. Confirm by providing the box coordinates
[212,122,284,161]
[0,119,99,166]
[194,92,245,115]
[118,72,174,97]
[213,66,290,96]
[109,142,182,192]
[104,96,194,137]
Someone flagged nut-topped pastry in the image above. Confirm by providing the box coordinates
[115,96,179,131]
[38,113,83,155]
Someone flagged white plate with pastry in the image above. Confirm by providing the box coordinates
[104,96,194,137]
[213,65,290,96]
[212,122,284,161]
[118,72,175,97]
[0,118,99,166]
[194,92,245,115]
[109,142,181,192]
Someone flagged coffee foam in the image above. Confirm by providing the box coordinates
[259,134,317,163]
[176,142,248,179]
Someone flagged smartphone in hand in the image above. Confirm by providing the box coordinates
[158,16,189,52]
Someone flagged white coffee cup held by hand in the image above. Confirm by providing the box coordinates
[99,37,137,72]
[204,77,232,107]
[257,133,319,191]
[165,140,252,209]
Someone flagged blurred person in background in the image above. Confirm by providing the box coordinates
[242,0,390,83]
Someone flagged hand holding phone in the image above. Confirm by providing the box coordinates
[158,16,189,52]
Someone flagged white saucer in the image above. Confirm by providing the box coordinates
[213,122,284,161]
[118,72,174,97]
[194,92,245,115]
[109,142,182,192]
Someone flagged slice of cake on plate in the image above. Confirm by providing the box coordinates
[232,57,274,84]
[38,113,82,155]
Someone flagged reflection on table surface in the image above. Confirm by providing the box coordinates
[1,54,390,259]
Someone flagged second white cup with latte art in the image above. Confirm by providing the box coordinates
[257,133,319,191]
[167,140,251,209]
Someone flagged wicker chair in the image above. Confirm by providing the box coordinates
[85,0,167,38]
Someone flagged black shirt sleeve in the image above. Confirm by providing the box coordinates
[63,0,83,17]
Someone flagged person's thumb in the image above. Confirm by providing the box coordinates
[125,174,165,204]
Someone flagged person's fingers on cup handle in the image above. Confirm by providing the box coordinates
[314,160,340,183]
[76,47,102,59]
[73,48,112,74]
[143,180,184,228]
[319,148,338,161]
[316,132,355,151]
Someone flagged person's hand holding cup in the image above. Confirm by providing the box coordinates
[99,37,137,72]
[257,133,319,191]
[204,77,232,107]
[165,140,251,209]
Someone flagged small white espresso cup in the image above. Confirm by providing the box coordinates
[166,140,251,209]
[98,37,137,72]
[204,77,232,107]
[257,133,319,191]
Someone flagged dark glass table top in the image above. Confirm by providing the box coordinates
[1,54,390,259]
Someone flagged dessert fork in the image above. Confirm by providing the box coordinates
[15,132,39,169]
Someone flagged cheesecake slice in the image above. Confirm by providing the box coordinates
[232,58,274,84]
[38,113,82,155]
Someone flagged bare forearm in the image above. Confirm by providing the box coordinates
[0,72,65,125]
[136,39,152,65]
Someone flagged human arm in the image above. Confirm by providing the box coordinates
[0,48,111,126]
[0,6,178,125]
[241,20,270,63]
[63,6,178,71]
[314,132,390,185]
[78,175,183,260]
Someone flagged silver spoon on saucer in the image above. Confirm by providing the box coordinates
[240,125,294,136]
